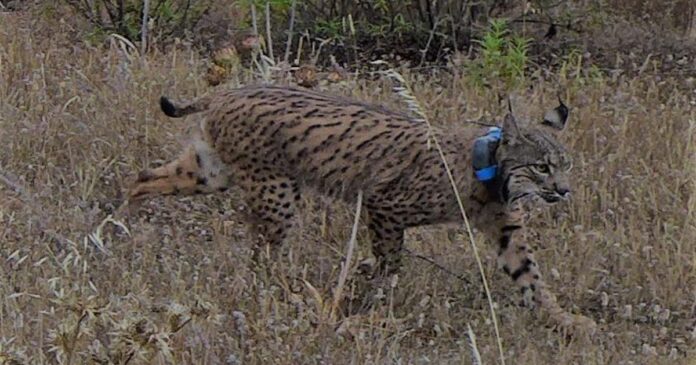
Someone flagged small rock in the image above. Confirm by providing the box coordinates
[657,308,670,323]
[668,348,679,359]
[641,343,657,356]
[419,295,431,308]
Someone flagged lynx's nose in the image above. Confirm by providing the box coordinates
[555,186,570,197]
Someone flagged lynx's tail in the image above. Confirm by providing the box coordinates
[159,95,211,118]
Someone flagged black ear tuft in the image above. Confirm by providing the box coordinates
[160,96,179,117]
[542,96,569,130]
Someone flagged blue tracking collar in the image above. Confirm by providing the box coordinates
[472,127,502,182]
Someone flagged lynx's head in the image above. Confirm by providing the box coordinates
[496,99,572,206]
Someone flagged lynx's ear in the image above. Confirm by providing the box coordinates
[542,96,569,130]
[502,99,522,143]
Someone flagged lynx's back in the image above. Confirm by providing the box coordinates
[199,86,477,204]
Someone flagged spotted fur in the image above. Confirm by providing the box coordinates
[128,85,595,331]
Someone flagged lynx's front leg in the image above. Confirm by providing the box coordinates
[497,203,596,333]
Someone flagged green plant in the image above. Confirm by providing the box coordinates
[468,19,531,89]
[314,18,345,40]
[363,13,414,38]
[504,35,530,79]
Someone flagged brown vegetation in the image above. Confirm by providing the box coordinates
[0,2,694,364]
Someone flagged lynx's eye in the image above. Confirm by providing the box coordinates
[533,164,551,174]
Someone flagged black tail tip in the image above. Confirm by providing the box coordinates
[160,96,178,117]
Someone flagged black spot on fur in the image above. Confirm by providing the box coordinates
[356,131,390,150]
[303,109,320,118]
[511,259,533,280]
[502,225,522,232]
[160,96,179,117]
[136,170,154,182]
[498,235,510,252]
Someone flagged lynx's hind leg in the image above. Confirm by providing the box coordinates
[365,208,406,277]
[128,141,229,201]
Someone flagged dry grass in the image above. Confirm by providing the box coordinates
[1,8,695,365]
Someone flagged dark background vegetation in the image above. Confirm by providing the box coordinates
[9,0,696,69]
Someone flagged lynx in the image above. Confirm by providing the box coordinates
[127,85,596,331]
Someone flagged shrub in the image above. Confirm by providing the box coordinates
[62,0,213,45]
[468,19,530,89]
